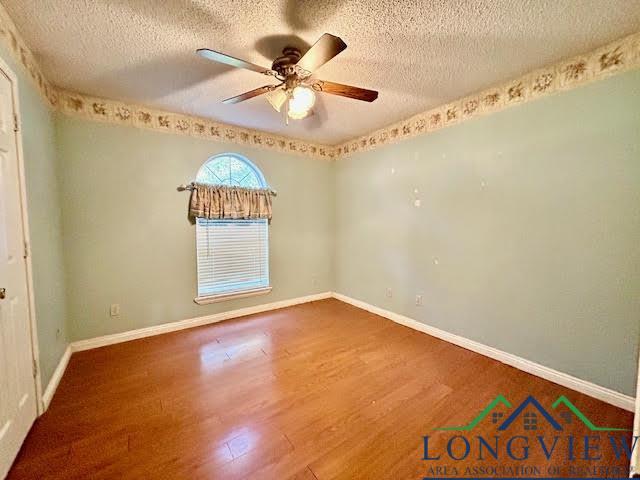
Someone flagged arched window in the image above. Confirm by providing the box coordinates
[195,154,271,303]
[196,153,266,188]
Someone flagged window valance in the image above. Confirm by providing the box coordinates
[189,183,276,221]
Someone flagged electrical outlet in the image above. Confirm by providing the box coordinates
[385,288,393,298]
[415,295,423,306]
[110,304,120,317]
[312,275,318,286]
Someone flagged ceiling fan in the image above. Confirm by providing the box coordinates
[196,33,378,122]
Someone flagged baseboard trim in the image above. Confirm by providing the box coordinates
[43,293,331,411]
[50,291,635,413]
[331,292,635,412]
[70,291,332,353]
[42,345,71,411]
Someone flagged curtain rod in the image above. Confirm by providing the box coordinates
[177,182,277,196]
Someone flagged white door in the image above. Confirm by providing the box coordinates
[0,68,37,479]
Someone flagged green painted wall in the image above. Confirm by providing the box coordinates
[8,39,637,397]
[0,46,68,387]
[55,116,334,341]
[335,70,640,396]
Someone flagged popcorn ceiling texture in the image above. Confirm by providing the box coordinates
[0,1,639,159]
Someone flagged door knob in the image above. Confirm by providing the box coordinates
[0,288,5,299]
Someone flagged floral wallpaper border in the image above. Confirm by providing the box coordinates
[0,3,58,107]
[55,89,336,159]
[0,3,638,161]
[335,31,640,157]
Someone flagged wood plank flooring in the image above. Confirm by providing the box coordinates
[8,299,634,479]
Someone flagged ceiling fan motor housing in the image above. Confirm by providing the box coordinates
[272,47,302,78]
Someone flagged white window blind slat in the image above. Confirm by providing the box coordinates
[196,218,269,297]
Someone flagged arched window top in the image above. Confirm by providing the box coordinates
[196,153,266,189]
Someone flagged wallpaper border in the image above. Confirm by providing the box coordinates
[0,3,638,160]
[335,30,640,157]
[54,89,336,160]
[0,2,57,106]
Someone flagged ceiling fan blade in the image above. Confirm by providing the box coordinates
[296,33,347,74]
[222,85,277,104]
[197,49,275,76]
[310,80,378,102]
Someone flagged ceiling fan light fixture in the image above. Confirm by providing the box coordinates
[292,85,316,109]
[287,86,316,119]
[287,107,311,120]
[265,87,288,112]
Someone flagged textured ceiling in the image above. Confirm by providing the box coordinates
[4,0,640,144]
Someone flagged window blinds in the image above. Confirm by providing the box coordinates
[196,218,269,297]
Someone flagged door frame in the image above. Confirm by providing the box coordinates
[0,56,43,415]
[632,348,640,477]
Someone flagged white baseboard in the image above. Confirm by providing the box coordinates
[331,292,635,412]
[44,291,635,415]
[41,292,331,412]
[42,345,71,411]
[71,291,332,352]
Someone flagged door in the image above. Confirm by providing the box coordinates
[0,68,37,478]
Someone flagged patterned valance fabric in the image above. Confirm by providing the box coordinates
[189,183,275,221]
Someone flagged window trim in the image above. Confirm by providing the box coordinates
[194,285,272,305]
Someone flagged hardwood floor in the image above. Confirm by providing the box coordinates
[8,299,634,479]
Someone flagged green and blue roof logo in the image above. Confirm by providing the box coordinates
[436,394,630,432]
